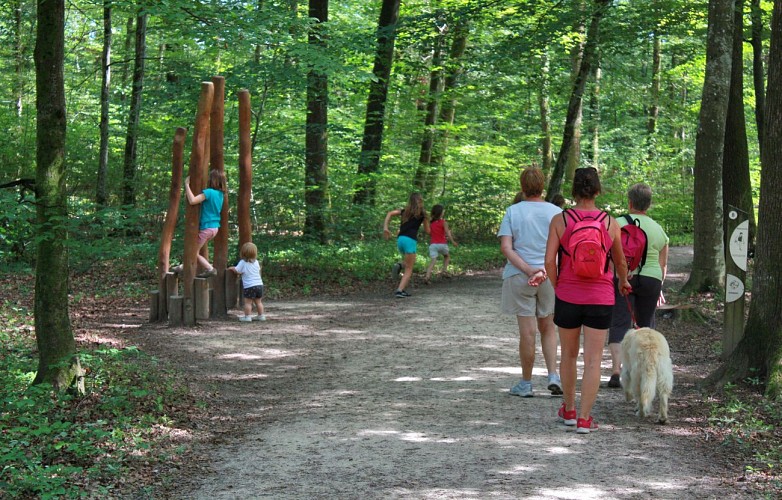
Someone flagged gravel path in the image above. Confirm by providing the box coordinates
[130,245,754,499]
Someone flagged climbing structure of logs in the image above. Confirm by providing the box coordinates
[149,76,253,326]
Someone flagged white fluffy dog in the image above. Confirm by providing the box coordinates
[620,327,673,424]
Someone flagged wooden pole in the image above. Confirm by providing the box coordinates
[211,76,228,317]
[238,89,252,248]
[155,127,186,321]
[183,82,214,326]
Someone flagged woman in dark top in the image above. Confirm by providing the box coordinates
[383,192,430,298]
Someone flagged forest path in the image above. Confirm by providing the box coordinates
[130,246,752,499]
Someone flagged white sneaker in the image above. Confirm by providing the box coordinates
[253,314,266,321]
[239,315,252,322]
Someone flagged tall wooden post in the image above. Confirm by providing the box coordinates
[235,89,253,312]
[183,82,214,326]
[154,127,186,321]
[238,89,253,248]
[211,76,228,317]
[723,205,748,359]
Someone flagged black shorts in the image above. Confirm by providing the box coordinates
[554,297,613,330]
[243,285,264,299]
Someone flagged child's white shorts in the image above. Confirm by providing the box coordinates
[428,243,450,258]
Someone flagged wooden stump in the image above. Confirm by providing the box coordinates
[195,277,210,320]
[225,271,239,310]
[169,295,184,326]
[166,273,178,314]
[149,290,160,322]
[184,296,195,326]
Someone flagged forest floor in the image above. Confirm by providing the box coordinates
[106,247,775,499]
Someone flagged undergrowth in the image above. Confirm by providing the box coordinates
[0,303,201,499]
[708,378,782,490]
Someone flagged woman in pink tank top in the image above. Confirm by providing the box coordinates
[543,167,631,435]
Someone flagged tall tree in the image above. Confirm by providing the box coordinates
[304,0,329,243]
[539,49,553,174]
[587,58,601,168]
[722,0,756,248]
[708,0,782,399]
[413,16,447,194]
[428,17,469,196]
[353,0,401,206]
[121,11,147,207]
[13,0,24,118]
[33,0,81,391]
[546,0,611,201]
[647,30,662,135]
[120,16,134,100]
[96,1,112,208]
[683,0,735,293]
[750,0,765,153]
[565,2,586,181]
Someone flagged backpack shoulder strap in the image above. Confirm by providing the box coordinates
[563,209,581,227]
[596,210,610,229]
[622,214,634,225]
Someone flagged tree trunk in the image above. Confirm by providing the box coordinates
[96,2,112,209]
[353,0,401,206]
[588,59,601,168]
[304,0,329,243]
[428,18,469,196]
[546,0,611,202]
[647,31,662,134]
[120,16,134,100]
[750,0,765,154]
[13,1,24,118]
[33,0,81,392]
[565,3,586,182]
[707,0,782,399]
[413,17,447,194]
[682,0,735,293]
[121,12,147,207]
[722,0,756,251]
[539,49,553,174]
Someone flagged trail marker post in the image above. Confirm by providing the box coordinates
[722,205,748,359]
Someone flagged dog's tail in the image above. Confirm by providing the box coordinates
[638,348,658,418]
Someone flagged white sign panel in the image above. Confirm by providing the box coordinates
[729,220,749,272]
[726,273,745,303]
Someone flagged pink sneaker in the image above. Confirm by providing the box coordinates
[558,403,577,426]
[576,416,598,434]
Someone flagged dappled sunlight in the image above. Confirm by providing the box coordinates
[546,446,574,455]
[358,429,400,437]
[430,376,476,381]
[534,486,611,499]
[495,464,539,475]
[218,349,297,361]
[102,321,143,329]
[209,373,268,381]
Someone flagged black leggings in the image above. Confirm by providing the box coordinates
[608,275,662,344]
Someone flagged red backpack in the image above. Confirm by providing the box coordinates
[620,214,648,273]
[561,210,611,278]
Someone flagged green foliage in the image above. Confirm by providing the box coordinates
[0,305,196,498]
[0,190,36,265]
[255,236,502,297]
[708,379,782,479]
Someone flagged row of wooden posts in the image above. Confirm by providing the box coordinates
[149,76,254,327]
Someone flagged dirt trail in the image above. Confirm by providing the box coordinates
[129,246,754,499]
